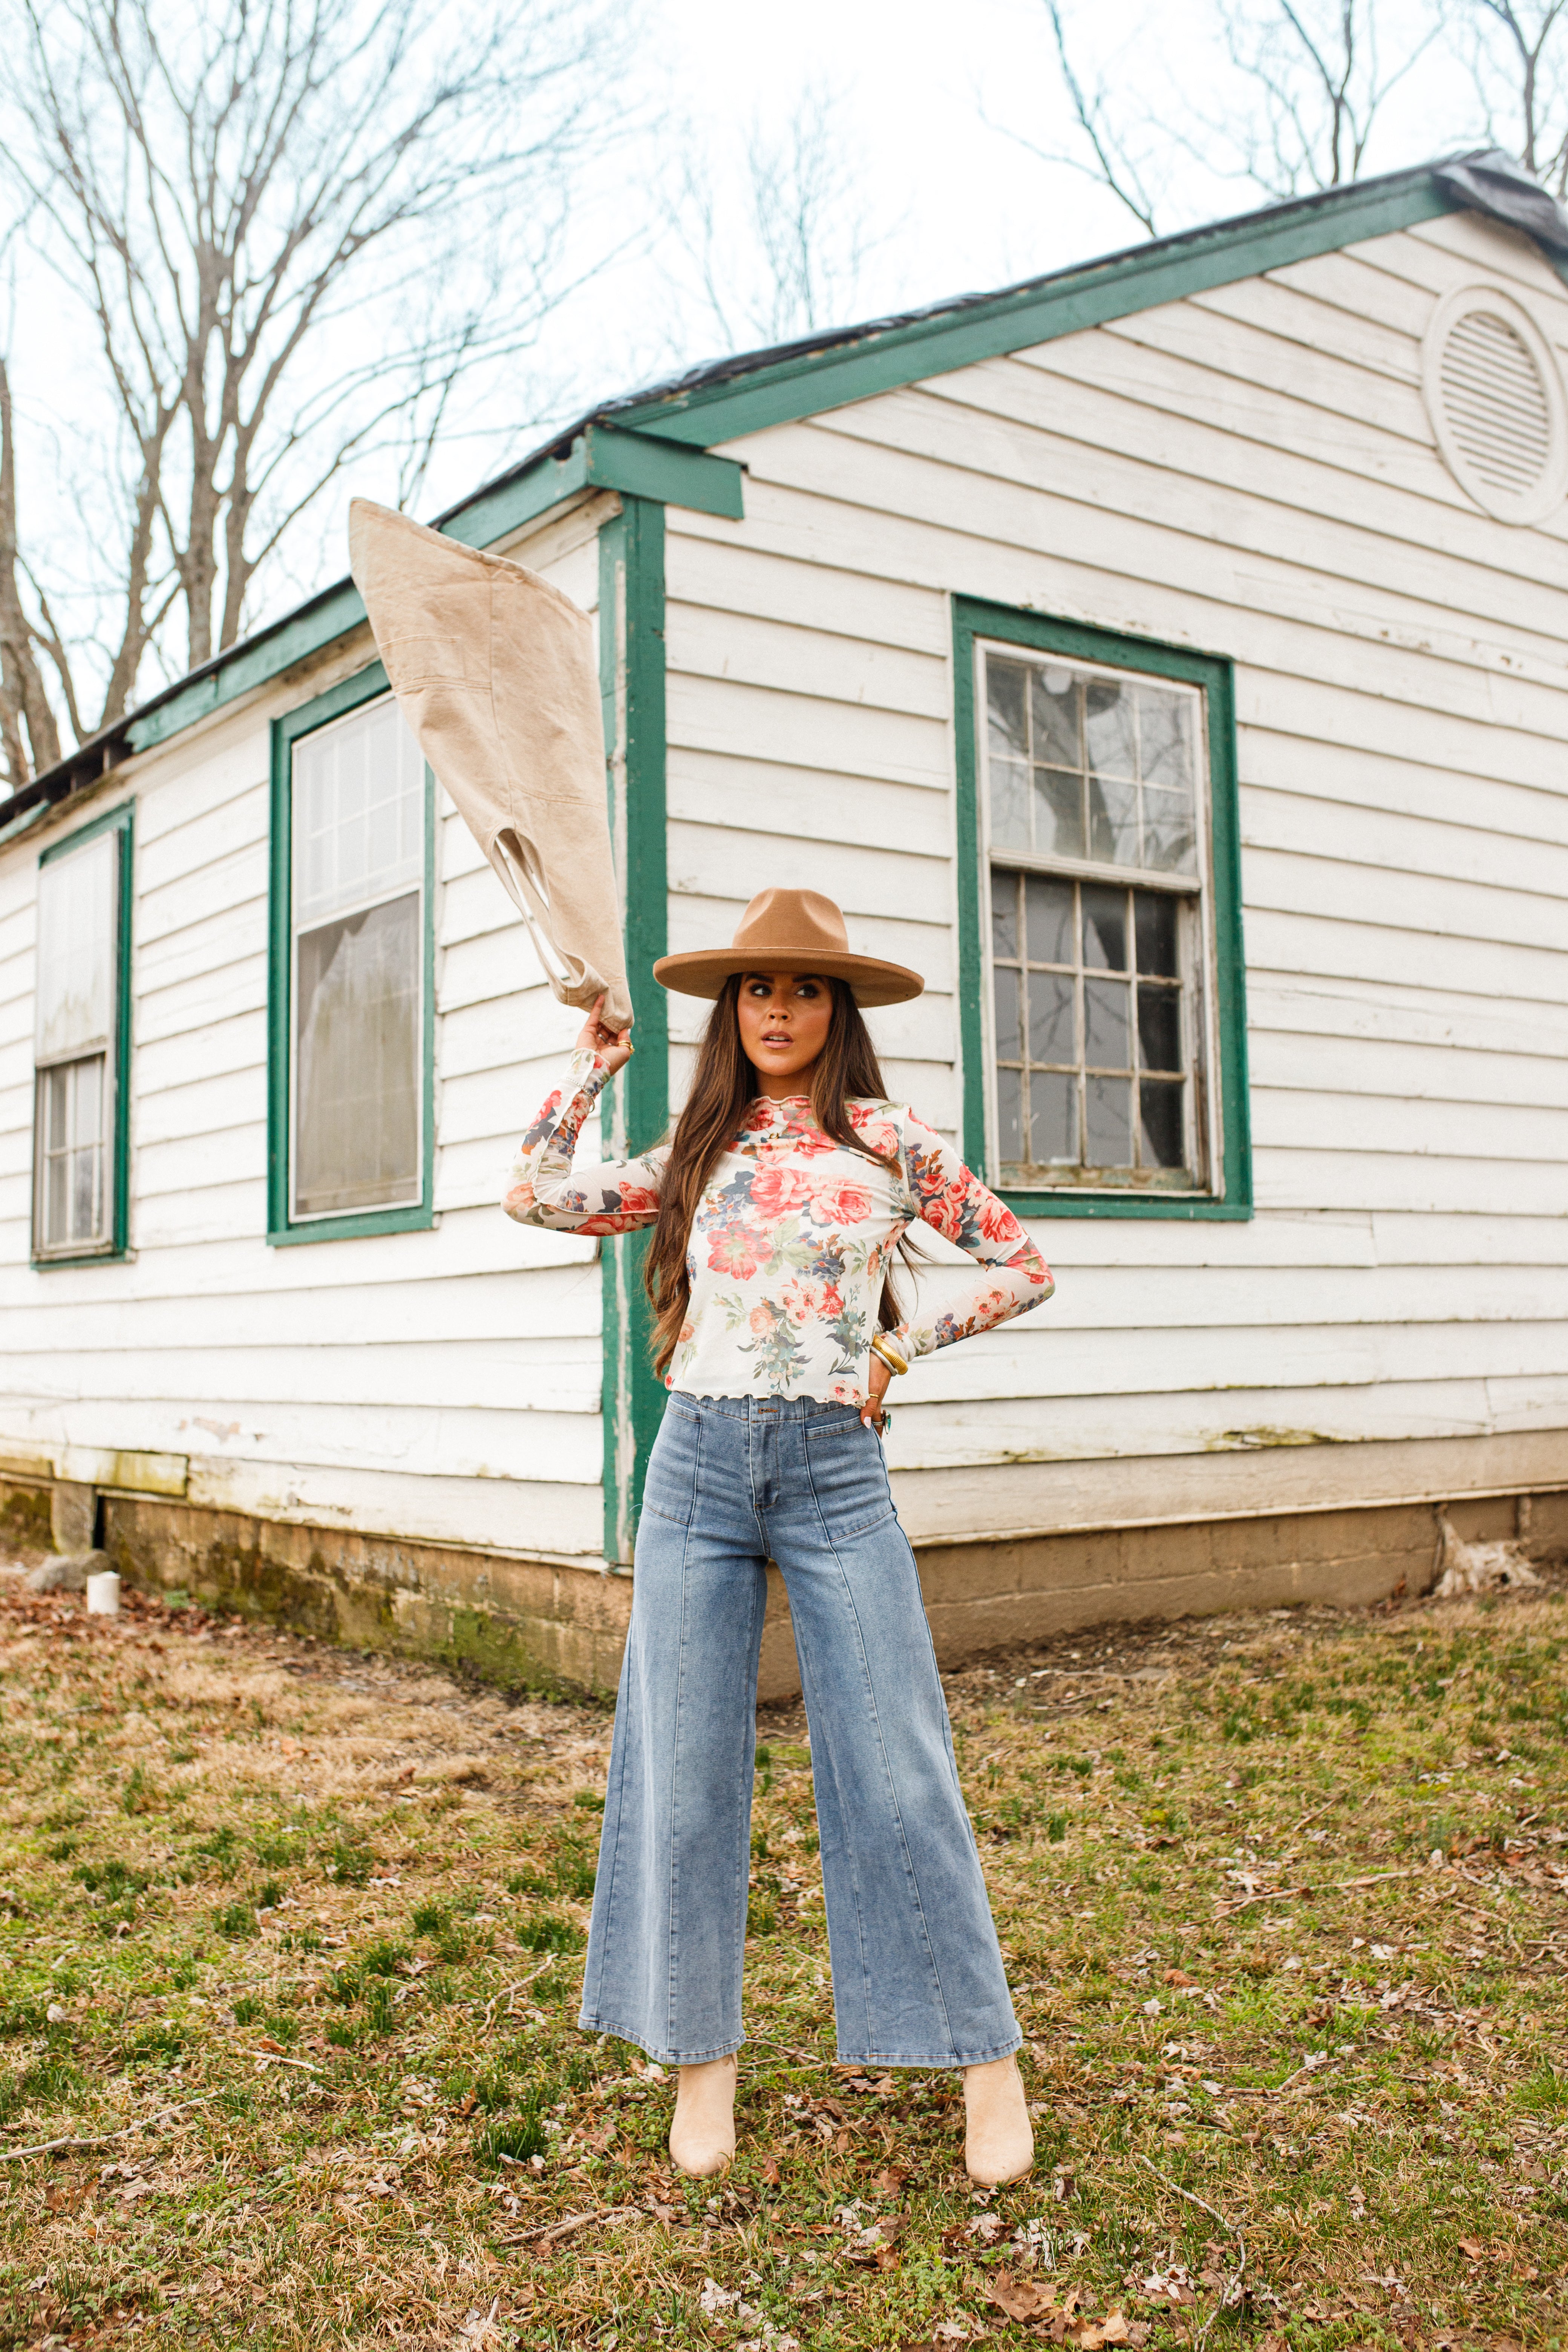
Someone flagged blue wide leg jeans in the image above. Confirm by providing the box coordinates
[578,1393,1021,2069]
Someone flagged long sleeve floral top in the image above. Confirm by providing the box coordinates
[504,1050,1054,1407]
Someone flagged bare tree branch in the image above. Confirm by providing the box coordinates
[0,0,635,773]
[661,82,885,354]
[0,357,64,783]
[1455,0,1568,194]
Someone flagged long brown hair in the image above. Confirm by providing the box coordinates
[644,974,907,1379]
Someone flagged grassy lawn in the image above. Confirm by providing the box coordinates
[2,1558,1565,2352]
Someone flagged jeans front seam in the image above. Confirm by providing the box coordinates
[801,1444,956,2062]
[665,1408,704,2058]
[582,1630,636,2023]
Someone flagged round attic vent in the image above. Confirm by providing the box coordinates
[1423,284,1568,526]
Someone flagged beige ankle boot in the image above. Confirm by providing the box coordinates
[669,2054,738,2177]
[963,2055,1034,2185]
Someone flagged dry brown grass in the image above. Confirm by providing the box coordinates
[2,1556,1565,2352]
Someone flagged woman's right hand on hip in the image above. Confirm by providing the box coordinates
[576,994,634,1075]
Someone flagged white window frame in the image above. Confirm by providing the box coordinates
[268,670,434,1245]
[31,806,132,1263]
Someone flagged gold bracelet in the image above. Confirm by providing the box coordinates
[869,1333,908,1377]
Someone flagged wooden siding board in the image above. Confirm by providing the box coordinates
[668,752,951,859]
[814,381,1568,653]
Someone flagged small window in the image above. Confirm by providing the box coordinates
[984,651,1210,1191]
[269,671,433,1244]
[956,601,1250,1219]
[1423,284,1568,528]
[32,805,132,1262]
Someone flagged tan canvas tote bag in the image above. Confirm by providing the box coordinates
[349,499,632,1028]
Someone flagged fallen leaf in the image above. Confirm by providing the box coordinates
[1163,1967,1196,1987]
[871,2164,909,2196]
[833,2127,853,2156]
[458,2091,478,2118]
[760,2154,781,2185]
[987,2269,1056,2321]
[1459,2239,1487,2262]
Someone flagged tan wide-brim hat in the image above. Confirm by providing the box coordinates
[653,888,923,1007]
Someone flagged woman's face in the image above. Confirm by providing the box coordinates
[736,971,833,1094]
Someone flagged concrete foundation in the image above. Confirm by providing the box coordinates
[0,1472,1557,1702]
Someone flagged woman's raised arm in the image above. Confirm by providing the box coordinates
[503,1009,665,1235]
[893,1112,1054,1359]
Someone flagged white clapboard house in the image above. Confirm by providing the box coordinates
[3,153,1565,1694]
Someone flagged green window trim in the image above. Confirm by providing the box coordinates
[598,495,669,1566]
[32,797,135,1267]
[266,662,436,1247]
[953,596,1251,1222]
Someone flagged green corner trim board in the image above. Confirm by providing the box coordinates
[952,598,1252,1223]
[265,663,437,1248]
[597,497,670,1565]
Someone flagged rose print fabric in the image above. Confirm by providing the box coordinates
[504,1050,1055,1406]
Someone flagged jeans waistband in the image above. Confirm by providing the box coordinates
[668,1392,858,1424]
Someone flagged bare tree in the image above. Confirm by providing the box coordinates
[1452,0,1568,193]
[1024,0,1440,237]
[0,358,60,786]
[0,0,631,779]
[1217,0,1440,194]
[663,83,881,354]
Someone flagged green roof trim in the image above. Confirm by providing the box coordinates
[611,169,1462,447]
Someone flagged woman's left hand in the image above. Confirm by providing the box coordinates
[860,1352,893,1432]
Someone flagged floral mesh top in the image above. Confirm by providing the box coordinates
[504,1050,1054,1406]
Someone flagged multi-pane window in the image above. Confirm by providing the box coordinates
[983,648,1213,1190]
[288,694,426,1222]
[32,814,129,1259]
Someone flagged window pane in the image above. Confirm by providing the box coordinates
[294,893,420,1217]
[40,1053,106,1249]
[1029,1071,1078,1164]
[992,963,1022,1061]
[991,876,1018,962]
[1024,873,1074,966]
[1085,1073,1131,1166]
[36,831,118,1060]
[294,696,424,928]
[1140,785,1197,875]
[1032,766,1084,860]
[996,1064,1024,1163]
[1028,971,1075,1065]
[1088,775,1138,864]
[1082,885,1128,971]
[988,659,1028,758]
[1134,890,1179,978]
[989,758,1029,849]
[1031,666,1080,767]
[1140,1078,1186,1168]
[1136,685,1193,790]
[1084,976,1130,1069]
[1137,984,1182,1073]
[1083,679,1135,777]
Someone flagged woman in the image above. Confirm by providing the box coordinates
[505,888,1054,2185]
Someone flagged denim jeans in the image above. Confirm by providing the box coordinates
[578,1393,1021,2068]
